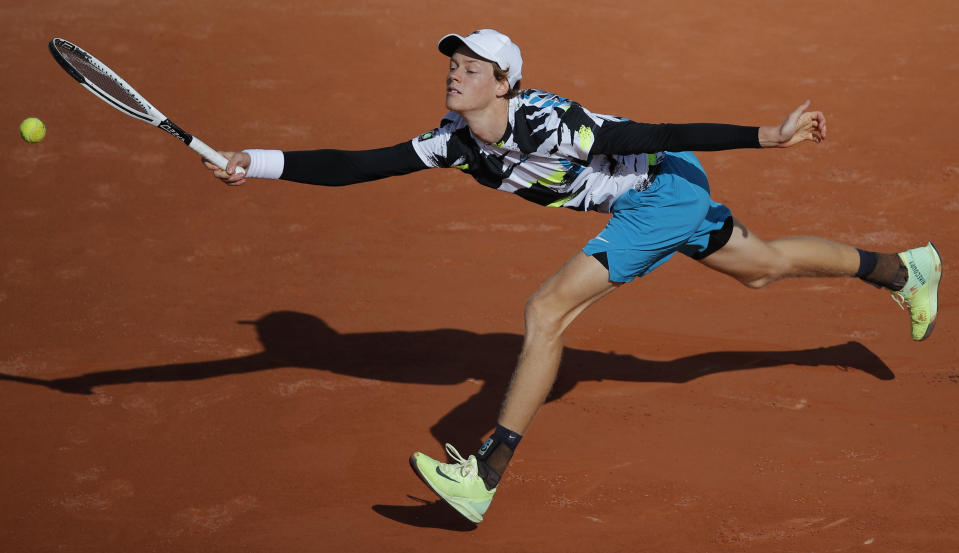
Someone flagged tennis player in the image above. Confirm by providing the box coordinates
[205,29,941,523]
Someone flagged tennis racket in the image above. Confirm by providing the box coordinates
[49,38,241,173]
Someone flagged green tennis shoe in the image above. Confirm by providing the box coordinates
[410,444,496,523]
[891,242,942,341]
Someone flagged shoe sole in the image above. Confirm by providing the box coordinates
[919,242,942,341]
[409,453,484,523]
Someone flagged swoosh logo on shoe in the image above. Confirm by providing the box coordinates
[435,466,461,484]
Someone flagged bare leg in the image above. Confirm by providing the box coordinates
[700,218,933,341]
[500,218,869,432]
[698,218,861,287]
[498,252,621,434]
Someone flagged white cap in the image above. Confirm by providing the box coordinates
[438,29,523,88]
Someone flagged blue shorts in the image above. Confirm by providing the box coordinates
[582,151,733,283]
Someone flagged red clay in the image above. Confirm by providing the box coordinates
[2,1,957,552]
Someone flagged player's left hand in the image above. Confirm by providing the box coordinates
[760,100,827,148]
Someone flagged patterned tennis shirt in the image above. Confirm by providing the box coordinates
[411,89,661,213]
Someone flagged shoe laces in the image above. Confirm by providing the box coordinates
[444,443,478,479]
[891,291,910,311]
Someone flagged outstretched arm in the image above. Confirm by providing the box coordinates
[202,142,429,186]
[588,100,827,155]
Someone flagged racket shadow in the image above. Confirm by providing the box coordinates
[0,310,894,446]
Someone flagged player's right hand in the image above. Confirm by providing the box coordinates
[203,151,250,186]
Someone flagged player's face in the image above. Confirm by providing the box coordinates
[446,46,508,113]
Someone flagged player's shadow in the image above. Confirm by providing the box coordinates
[0,310,894,531]
[1,310,893,446]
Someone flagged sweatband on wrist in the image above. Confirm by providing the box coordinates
[242,149,285,179]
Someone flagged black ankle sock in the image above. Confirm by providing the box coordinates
[855,249,878,279]
[856,249,907,291]
[476,424,522,490]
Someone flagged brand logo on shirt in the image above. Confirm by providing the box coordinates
[418,131,435,142]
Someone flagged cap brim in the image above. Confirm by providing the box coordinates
[438,34,465,57]
[438,33,499,66]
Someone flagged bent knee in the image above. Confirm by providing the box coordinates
[735,260,792,289]
[524,293,566,335]
[740,274,777,289]
[732,255,792,290]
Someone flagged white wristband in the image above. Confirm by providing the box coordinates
[242,149,285,179]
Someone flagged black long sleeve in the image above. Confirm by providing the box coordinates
[280,141,428,186]
[590,121,761,155]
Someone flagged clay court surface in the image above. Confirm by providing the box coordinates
[2,1,958,551]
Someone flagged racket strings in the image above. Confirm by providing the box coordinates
[56,46,151,117]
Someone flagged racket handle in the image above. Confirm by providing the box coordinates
[189,135,245,175]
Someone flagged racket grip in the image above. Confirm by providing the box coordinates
[189,136,245,175]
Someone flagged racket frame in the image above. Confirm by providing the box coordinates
[49,38,234,171]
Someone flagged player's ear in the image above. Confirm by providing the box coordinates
[494,75,510,98]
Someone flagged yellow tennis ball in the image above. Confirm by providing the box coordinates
[19,117,46,143]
